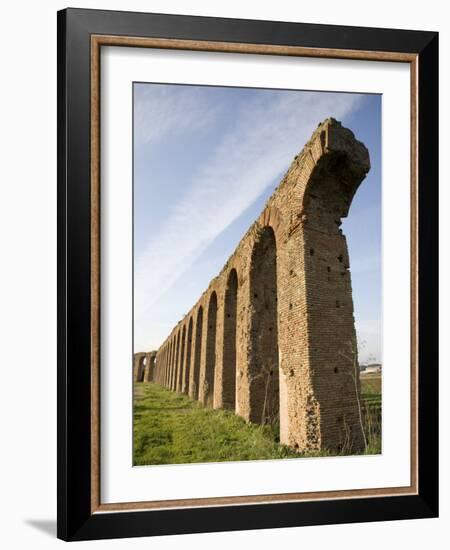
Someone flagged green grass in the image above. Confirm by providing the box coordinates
[361,374,382,397]
[360,375,382,454]
[134,380,382,466]
[133,383,299,465]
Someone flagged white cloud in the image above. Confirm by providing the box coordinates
[134,84,219,146]
[134,89,363,348]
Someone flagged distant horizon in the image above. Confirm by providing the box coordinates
[133,83,382,364]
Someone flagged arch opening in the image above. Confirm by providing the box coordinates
[170,337,176,390]
[192,307,203,399]
[223,269,238,410]
[137,356,145,382]
[203,292,217,407]
[167,344,171,387]
[249,226,280,428]
[179,326,186,392]
[184,318,193,394]
[174,332,180,392]
[302,149,368,235]
[166,343,171,387]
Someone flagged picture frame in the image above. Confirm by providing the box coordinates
[57,7,438,541]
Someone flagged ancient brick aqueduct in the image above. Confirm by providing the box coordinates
[134,118,370,453]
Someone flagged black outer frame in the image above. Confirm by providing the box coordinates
[57,7,438,542]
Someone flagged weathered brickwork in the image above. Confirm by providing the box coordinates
[136,119,370,453]
[133,352,146,383]
[144,351,156,382]
[133,351,157,383]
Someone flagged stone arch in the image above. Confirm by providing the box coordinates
[258,205,283,242]
[175,332,181,391]
[170,337,176,389]
[222,269,238,410]
[191,306,203,399]
[183,317,193,394]
[165,342,169,387]
[300,126,369,231]
[164,342,168,386]
[139,356,146,382]
[163,345,167,385]
[178,325,186,392]
[134,353,146,383]
[161,343,169,386]
[167,343,171,386]
[152,120,370,452]
[201,292,217,407]
[158,348,162,384]
[144,351,156,382]
[169,340,173,387]
[248,225,280,426]
[174,331,180,391]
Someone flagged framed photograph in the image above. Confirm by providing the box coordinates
[57,8,438,541]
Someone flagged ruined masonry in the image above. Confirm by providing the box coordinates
[134,118,370,453]
[133,351,156,383]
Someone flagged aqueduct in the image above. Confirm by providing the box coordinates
[133,351,156,383]
[134,118,370,453]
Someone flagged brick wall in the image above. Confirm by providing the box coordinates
[145,118,370,453]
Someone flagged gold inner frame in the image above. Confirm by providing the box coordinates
[90,35,418,514]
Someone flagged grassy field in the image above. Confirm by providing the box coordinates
[134,377,382,466]
[361,373,382,395]
[360,374,382,454]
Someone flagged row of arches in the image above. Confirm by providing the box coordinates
[153,226,282,434]
[147,119,371,453]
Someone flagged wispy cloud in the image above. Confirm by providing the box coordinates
[134,88,363,346]
[134,84,219,146]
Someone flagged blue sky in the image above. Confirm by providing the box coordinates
[133,83,382,364]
